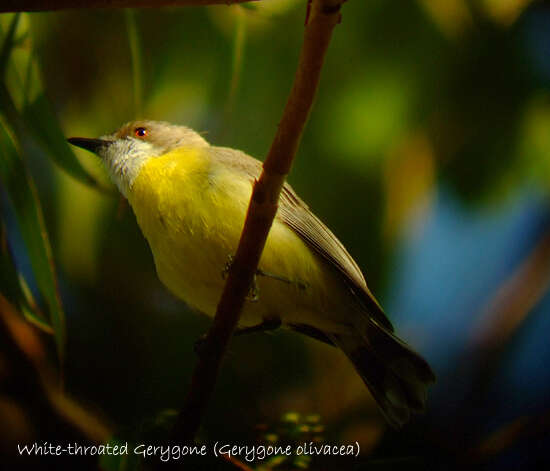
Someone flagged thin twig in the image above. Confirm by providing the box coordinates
[428,227,550,457]
[221,454,255,471]
[0,0,256,13]
[467,410,550,463]
[167,0,346,449]
[471,228,550,353]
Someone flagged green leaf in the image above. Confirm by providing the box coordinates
[0,221,53,334]
[0,114,65,361]
[2,14,100,189]
[22,93,99,188]
[125,9,143,118]
[19,274,54,334]
[0,220,24,308]
[0,13,20,76]
[99,440,141,471]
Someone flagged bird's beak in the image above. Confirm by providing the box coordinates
[67,137,112,155]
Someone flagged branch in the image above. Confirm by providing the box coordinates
[471,228,550,355]
[168,0,346,447]
[0,0,256,13]
[434,228,550,454]
[221,454,255,471]
[468,409,550,464]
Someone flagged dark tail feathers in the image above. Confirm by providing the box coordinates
[331,319,435,428]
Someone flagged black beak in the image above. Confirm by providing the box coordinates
[67,137,112,154]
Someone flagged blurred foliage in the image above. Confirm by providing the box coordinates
[0,293,110,469]
[0,68,66,360]
[2,0,550,470]
[254,412,325,470]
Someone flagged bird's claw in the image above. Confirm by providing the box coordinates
[246,279,260,302]
[222,254,260,302]
[222,255,234,280]
[221,254,308,302]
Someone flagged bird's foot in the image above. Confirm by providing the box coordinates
[194,317,282,355]
[222,255,307,302]
[246,278,260,302]
[221,255,234,280]
[221,254,260,302]
[256,268,308,291]
[234,317,282,336]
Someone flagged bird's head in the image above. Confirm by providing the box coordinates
[68,120,208,197]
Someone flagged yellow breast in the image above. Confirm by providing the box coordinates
[127,147,355,331]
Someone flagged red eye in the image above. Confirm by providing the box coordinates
[134,127,147,137]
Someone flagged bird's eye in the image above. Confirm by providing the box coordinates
[134,127,147,138]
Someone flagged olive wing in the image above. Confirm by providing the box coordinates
[277,184,394,332]
[213,147,394,332]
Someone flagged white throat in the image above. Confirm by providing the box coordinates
[99,138,157,198]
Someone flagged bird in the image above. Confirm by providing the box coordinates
[68,120,435,427]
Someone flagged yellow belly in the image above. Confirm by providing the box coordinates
[128,148,355,333]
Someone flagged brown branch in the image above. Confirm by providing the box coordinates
[221,454,256,471]
[467,410,550,464]
[167,0,346,448]
[0,0,256,13]
[432,228,550,455]
[470,228,550,354]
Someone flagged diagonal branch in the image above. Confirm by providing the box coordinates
[168,0,346,447]
[0,0,257,13]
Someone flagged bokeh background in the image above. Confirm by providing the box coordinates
[2,0,550,469]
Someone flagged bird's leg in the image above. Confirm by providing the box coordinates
[247,278,260,302]
[256,268,308,291]
[194,317,282,355]
[233,317,282,336]
[222,256,307,302]
[222,255,260,302]
[222,255,235,279]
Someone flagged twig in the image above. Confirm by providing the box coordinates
[168,0,346,448]
[431,227,550,456]
[221,454,255,471]
[0,0,256,13]
[467,410,550,463]
[471,228,550,354]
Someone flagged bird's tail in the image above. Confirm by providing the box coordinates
[330,319,435,428]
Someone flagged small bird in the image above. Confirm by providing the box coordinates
[69,121,435,427]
